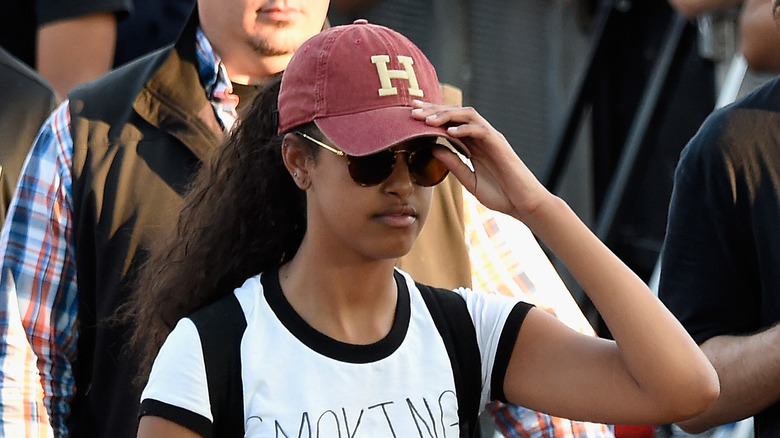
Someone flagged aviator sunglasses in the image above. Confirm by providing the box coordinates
[294,131,450,187]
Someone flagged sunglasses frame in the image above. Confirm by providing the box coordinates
[294,131,448,187]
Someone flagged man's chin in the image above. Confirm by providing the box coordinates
[246,38,292,57]
[248,31,312,58]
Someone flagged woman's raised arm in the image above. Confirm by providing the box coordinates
[414,101,720,425]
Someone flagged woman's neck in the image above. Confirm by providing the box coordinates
[277,251,398,345]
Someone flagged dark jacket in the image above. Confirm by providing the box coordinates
[67,9,222,437]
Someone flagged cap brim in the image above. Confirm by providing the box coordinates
[314,106,469,157]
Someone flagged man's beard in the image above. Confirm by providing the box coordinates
[247,36,293,57]
[246,21,299,57]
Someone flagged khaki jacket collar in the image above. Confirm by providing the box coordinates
[132,5,223,163]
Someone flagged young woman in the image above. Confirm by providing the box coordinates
[128,22,719,438]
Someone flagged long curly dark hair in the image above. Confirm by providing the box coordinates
[124,76,313,383]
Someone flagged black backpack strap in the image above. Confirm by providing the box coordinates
[416,282,482,438]
[189,293,248,438]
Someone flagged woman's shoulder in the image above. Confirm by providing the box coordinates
[187,273,265,331]
[397,268,530,321]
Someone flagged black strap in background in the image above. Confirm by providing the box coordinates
[189,293,248,438]
[416,282,483,438]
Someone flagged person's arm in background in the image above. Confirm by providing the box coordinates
[34,0,133,98]
[739,0,780,72]
[668,0,743,18]
[36,12,118,98]
[0,102,80,437]
[676,327,780,433]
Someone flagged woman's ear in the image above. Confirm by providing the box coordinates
[282,133,312,190]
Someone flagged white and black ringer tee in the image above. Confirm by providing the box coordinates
[140,268,531,437]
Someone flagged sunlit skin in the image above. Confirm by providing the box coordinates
[198,0,330,83]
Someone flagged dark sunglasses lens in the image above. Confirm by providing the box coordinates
[348,150,396,186]
[409,147,449,187]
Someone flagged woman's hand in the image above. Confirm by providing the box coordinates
[411,100,551,221]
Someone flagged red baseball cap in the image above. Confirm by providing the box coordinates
[277,20,464,157]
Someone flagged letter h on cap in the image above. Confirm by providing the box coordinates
[371,55,424,98]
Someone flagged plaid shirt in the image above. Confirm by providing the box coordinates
[0,30,609,438]
[487,401,614,438]
[0,28,234,438]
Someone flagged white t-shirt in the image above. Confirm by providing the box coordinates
[140,268,528,437]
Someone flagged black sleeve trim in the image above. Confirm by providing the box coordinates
[139,398,213,438]
[490,301,534,402]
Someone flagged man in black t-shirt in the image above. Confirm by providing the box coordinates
[659,69,780,438]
